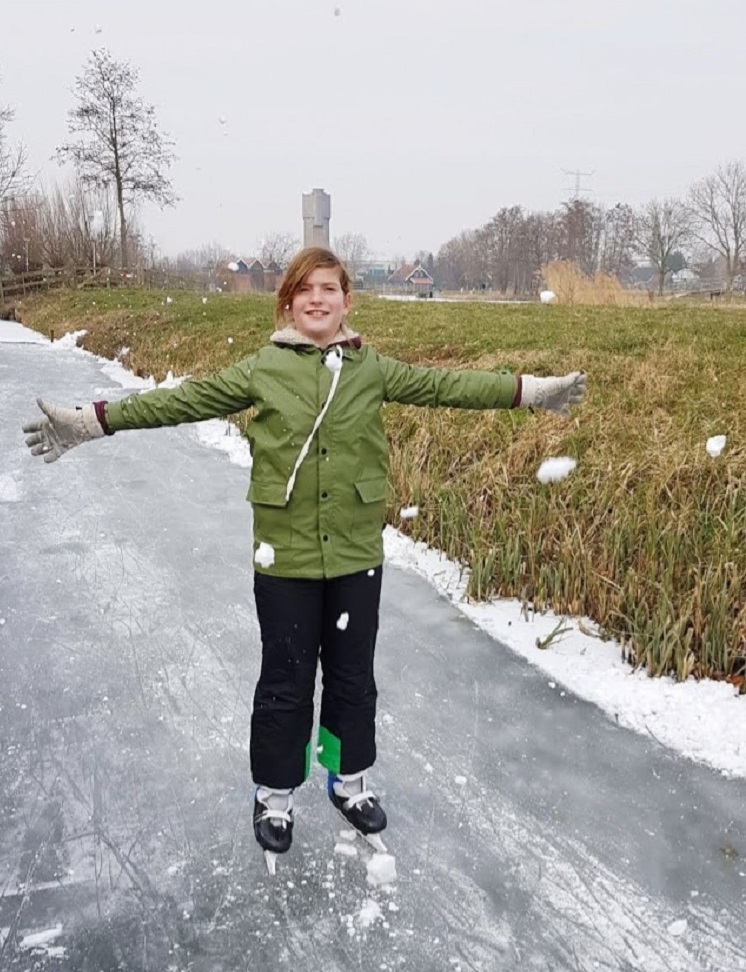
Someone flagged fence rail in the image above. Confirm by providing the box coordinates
[0,266,214,304]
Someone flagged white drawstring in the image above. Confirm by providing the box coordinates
[284,347,344,503]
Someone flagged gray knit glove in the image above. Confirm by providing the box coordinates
[23,398,105,463]
[519,372,587,416]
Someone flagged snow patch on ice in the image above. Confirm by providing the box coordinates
[366,853,397,887]
[0,473,21,502]
[357,898,383,928]
[334,841,358,857]
[189,419,253,468]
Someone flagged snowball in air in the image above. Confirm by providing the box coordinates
[227,337,234,344]
[202,297,208,305]
[540,290,556,304]
[227,261,239,272]
[254,542,275,568]
[218,116,227,125]
[536,457,577,484]
[706,435,726,457]
[400,505,419,520]
[324,349,343,372]
[336,612,349,630]
[165,296,173,304]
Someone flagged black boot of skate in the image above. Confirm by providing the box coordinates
[328,772,387,837]
[253,787,294,859]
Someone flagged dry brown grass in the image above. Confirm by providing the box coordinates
[543,261,650,307]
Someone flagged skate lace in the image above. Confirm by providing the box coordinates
[259,806,293,829]
[343,788,376,811]
[257,789,294,829]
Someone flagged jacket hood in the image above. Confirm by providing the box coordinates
[270,321,361,349]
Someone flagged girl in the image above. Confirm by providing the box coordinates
[23,247,586,869]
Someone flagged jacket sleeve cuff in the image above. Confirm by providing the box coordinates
[93,400,114,435]
[510,375,523,408]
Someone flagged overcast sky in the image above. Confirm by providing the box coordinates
[2,0,745,261]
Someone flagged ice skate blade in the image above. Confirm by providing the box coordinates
[264,850,277,876]
[362,831,387,853]
[334,807,387,852]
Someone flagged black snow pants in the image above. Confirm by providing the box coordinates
[250,566,382,789]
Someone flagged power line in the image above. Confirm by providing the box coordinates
[562,168,594,200]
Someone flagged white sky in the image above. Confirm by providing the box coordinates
[4,314,743,783]
[2,0,746,259]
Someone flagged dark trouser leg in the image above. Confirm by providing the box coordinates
[250,573,322,789]
[318,565,382,776]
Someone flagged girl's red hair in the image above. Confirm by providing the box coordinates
[276,247,351,323]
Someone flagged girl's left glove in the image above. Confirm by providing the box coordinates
[22,397,106,463]
[519,372,587,416]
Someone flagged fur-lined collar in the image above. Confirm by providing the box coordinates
[270,321,361,349]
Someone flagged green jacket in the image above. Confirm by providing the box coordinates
[105,328,518,579]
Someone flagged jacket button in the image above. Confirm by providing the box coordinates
[322,534,329,542]
[321,447,328,455]
[321,491,328,499]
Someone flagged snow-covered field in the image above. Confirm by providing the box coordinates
[5,318,744,783]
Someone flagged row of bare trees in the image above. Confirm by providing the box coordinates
[435,162,746,295]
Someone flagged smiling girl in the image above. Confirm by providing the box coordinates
[23,246,587,871]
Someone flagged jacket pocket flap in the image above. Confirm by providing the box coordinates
[354,478,388,504]
[248,479,289,507]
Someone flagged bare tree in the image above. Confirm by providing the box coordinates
[333,232,369,278]
[634,198,691,295]
[688,162,746,289]
[257,232,300,268]
[0,90,28,206]
[57,49,177,268]
[172,241,232,276]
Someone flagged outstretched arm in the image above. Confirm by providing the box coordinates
[22,357,256,463]
[378,354,586,415]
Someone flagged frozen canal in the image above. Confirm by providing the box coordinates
[1,329,745,971]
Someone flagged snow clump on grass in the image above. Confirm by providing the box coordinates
[536,457,577,484]
[400,505,419,519]
[706,435,726,457]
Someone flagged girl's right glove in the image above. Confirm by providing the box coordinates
[22,397,106,463]
[519,372,587,416]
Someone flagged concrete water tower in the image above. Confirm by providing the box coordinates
[302,188,331,248]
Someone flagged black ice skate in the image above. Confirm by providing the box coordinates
[328,772,387,852]
[253,787,294,874]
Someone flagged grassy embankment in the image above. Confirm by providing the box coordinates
[19,287,746,686]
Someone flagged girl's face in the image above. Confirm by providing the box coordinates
[290,267,351,347]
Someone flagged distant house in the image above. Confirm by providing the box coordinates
[223,257,283,293]
[386,262,434,294]
[671,268,700,290]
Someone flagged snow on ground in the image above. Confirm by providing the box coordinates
[5,318,744,782]
[377,293,527,305]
